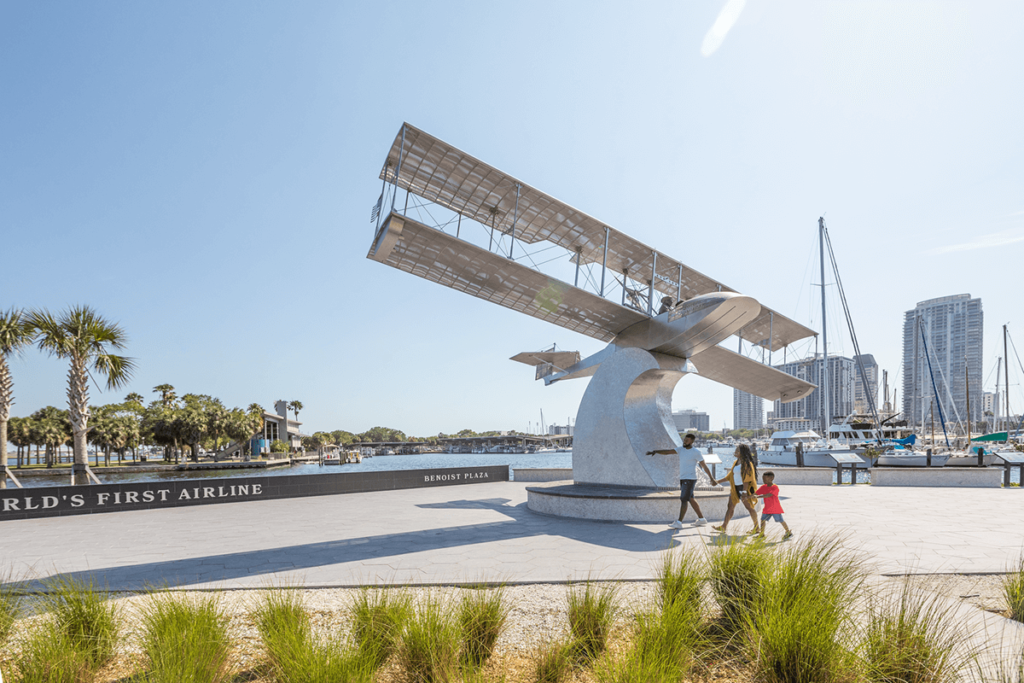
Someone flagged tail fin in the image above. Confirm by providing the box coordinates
[510,350,581,381]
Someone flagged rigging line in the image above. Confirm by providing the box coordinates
[920,326,952,449]
[792,233,818,320]
[1007,330,1024,409]
[823,222,881,427]
[533,252,573,268]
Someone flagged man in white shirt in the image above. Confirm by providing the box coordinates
[648,433,713,529]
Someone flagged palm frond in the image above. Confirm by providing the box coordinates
[93,354,136,391]
[0,308,35,356]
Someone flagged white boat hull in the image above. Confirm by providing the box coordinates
[759,450,869,468]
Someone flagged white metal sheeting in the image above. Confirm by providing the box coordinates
[368,213,648,342]
[379,123,815,352]
[690,345,816,403]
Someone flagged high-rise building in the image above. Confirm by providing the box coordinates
[673,409,710,433]
[853,354,879,414]
[733,390,763,430]
[772,354,856,431]
[902,295,983,429]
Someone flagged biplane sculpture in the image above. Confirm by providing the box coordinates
[367,124,817,491]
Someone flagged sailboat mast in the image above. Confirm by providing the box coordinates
[995,357,1002,433]
[819,217,830,437]
[965,361,971,445]
[1006,325,1011,438]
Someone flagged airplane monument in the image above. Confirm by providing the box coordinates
[366,124,817,521]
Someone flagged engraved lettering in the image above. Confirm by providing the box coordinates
[3,499,20,511]
[70,494,84,508]
[97,493,110,506]
[124,491,139,504]
[142,491,155,503]
[179,489,191,500]
[42,496,58,509]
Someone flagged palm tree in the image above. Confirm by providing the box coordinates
[288,400,303,424]
[153,384,176,406]
[30,306,135,485]
[125,392,145,405]
[0,308,35,488]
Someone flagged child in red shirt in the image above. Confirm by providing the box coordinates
[755,472,793,540]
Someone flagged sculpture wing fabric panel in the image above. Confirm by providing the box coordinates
[690,345,816,403]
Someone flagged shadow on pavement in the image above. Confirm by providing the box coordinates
[9,497,682,590]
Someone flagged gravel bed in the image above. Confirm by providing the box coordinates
[0,576,1017,682]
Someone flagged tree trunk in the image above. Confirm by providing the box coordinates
[72,430,89,485]
[0,419,7,489]
[67,356,90,483]
[191,442,199,463]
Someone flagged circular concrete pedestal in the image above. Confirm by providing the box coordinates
[526,482,730,523]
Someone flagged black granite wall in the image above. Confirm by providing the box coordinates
[0,466,509,521]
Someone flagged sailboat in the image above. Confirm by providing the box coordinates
[759,218,867,469]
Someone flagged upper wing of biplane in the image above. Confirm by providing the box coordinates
[376,123,815,352]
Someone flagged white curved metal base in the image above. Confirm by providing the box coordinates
[572,347,689,489]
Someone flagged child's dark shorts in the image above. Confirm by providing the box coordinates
[761,513,785,523]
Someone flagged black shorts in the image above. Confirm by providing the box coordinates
[679,479,696,502]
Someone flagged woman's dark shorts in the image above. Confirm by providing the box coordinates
[679,479,697,502]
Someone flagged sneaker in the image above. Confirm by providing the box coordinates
[693,518,708,527]
[782,531,794,540]
[668,520,684,529]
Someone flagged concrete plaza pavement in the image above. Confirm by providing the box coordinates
[2,481,1024,590]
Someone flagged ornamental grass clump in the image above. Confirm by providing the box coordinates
[863,578,972,683]
[534,639,575,683]
[1003,556,1024,623]
[351,586,412,669]
[708,537,770,631]
[255,589,375,683]
[141,592,232,683]
[0,569,22,646]
[399,594,462,683]
[41,575,121,670]
[10,621,93,683]
[743,538,863,683]
[597,551,708,683]
[459,586,510,669]
[567,581,618,664]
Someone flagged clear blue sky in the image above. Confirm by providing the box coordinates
[3,1,1022,435]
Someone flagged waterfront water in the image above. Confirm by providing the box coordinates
[7,447,1018,489]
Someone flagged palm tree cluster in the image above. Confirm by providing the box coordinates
[1,306,134,486]
[1,306,269,485]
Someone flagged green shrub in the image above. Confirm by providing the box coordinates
[534,639,574,683]
[459,587,509,669]
[270,439,290,454]
[708,538,770,630]
[141,592,232,683]
[41,575,120,669]
[743,538,863,683]
[1004,556,1024,623]
[863,578,972,683]
[567,581,618,664]
[399,594,462,683]
[351,586,411,669]
[10,620,93,683]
